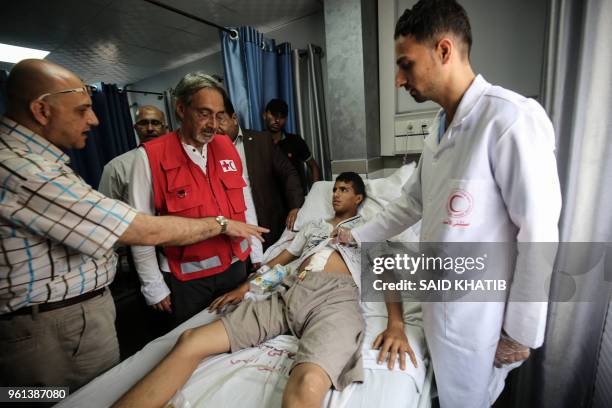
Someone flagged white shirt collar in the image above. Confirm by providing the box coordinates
[448,74,490,129]
[233,126,244,145]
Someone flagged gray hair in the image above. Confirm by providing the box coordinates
[174,72,228,106]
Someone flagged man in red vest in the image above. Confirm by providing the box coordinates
[129,72,254,326]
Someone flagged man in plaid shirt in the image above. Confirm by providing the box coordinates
[0,59,267,391]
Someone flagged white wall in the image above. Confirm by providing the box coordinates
[379,0,549,156]
[394,0,547,114]
[127,11,326,124]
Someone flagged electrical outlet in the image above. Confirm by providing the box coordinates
[393,110,437,154]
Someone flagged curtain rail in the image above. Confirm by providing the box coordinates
[142,0,234,35]
[123,89,164,96]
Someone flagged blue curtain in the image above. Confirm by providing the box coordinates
[65,83,136,188]
[0,70,8,116]
[221,27,297,133]
[277,43,296,133]
[262,38,279,117]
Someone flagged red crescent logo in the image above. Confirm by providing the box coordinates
[447,189,473,218]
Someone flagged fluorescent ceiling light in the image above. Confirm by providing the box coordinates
[0,43,50,63]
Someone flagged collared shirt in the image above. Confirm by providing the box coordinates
[98,148,140,202]
[182,139,208,174]
[0,117,137,313]
[232,127,263,263]
[129,134,238,305]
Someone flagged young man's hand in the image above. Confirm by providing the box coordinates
[331,226,357,246]
[373,322,417,370]
[208,282,249,313]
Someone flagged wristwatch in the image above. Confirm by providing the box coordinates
[215,215,229,234]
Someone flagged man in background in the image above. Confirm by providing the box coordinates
[220,98,304,267]
[263,98,321,193]
[98,105,166,201]
[98,105,169,345]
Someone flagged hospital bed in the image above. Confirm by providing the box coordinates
[56,163,435,408]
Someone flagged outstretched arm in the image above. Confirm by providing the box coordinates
[119,214,268,247]
[351,158,424,244]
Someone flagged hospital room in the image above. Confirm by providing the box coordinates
[1,0,611,407]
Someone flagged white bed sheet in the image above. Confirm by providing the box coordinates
[57,303,432,408]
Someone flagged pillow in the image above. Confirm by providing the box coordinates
[293,162,417,230]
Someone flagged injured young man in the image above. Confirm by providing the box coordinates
[113,172,417,408]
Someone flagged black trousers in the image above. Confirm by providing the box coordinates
[164,261,247,327]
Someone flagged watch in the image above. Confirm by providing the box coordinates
[215,215,229,234]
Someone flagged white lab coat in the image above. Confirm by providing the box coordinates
[352,75,561,408]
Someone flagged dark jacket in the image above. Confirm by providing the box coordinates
[242,129,305,248]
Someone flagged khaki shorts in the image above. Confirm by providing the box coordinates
[221,272,365,390]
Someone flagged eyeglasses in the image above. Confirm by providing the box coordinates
[189,107,228,125]
[135,119,164,127]
[35,85,93,101]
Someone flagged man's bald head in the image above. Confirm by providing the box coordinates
[5,59,98,150]
[135,105,164,121]
[6,59,83,115]
[134,105,166,143]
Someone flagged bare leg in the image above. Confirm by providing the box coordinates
[113,320,230,408]
[282,363,332,408]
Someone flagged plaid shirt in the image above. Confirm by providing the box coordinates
[0,117,137,313]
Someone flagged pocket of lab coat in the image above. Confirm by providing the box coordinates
[443,179,490,230]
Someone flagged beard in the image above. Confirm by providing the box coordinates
[194,127,216,144]
[409,88,428,103]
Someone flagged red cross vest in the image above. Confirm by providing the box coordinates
[143,131,251,281]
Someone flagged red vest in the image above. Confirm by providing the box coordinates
[143,131,251,281]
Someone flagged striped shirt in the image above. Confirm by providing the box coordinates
[0,117,137,313]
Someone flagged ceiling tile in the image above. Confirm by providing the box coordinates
[163,26,220,53]
[78,8,181,51]
[1,0,323,85]
[1,0,108,33]
[106,0,195,30]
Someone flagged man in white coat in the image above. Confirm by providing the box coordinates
[338,1,562,407]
